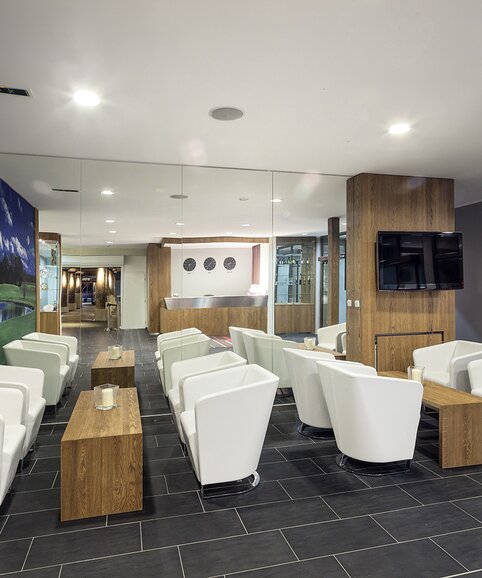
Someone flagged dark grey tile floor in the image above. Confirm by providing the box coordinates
[1,327,482,577]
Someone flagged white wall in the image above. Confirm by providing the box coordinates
[121,255,146,329]
[171,247,254,297]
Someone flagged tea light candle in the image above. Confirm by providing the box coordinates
[411,368,423,383]
[102,387,114,407]
[112,346,120,359]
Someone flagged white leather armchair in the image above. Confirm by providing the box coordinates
[316,322,346,352]
[168,351,246,442]
[22,332,79,385]
[0,388,26,505]
[154,328,202,362]
[317,361,422,473]
[180,364,278,496]
[3,340,70,406]
[0,366,46,457]
[282,349,335,436]
[229,327,266,360]
[157,334,211,396]
[241,332,296,389]
[468,359,482,398]
[413,340,482,393]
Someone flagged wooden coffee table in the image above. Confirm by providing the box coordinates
[91,349,135,388]
[61,388,143,521]
[297,343,346,360]
[381,370,482,469]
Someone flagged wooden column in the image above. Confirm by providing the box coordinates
[147,243,171,333]
[327,217,340,325]
[252,244,260,284]
[346,173,455,371]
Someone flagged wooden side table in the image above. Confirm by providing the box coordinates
[61,388,143,521]
[91,349,135,388]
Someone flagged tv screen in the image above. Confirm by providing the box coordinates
[377,231,463,291]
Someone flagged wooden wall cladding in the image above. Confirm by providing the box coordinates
[275,304,315,333]
[346,173,455,371]
[327,217,340,325]
[147,244,171,333]
[160,306,267,335]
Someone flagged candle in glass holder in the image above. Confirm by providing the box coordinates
[408,366,424,383]
[102,387,114,407]
[304,337,315,350]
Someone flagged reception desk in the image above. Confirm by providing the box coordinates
[159,295,267,335]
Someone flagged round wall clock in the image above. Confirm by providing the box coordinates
[183,258,196,272]
[223,257,236,270]
[204,257,216,271]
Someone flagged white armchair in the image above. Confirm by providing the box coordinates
[0,366,46,457]
[157,334,211,396]
[413,340,482,393]
[229,327,266,360]
[468,359,482,398]
[0,388,26,505]
[3,340,70,406]
[168,351,246,442]
[22,332,79,385]
[154,328,202,362]
[316,322,346,352]
[241,333,296,389]
[317,361,422,473]
[180,364,278,497]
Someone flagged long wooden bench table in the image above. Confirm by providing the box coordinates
[381,371,482,469]
[61,387,143,521]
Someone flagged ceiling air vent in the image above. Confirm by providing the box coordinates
[51,188,79,193]
[0,86,31,97]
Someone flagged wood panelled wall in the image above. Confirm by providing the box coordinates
[147,244,171,333]
[327,217,340,325]
[346,173,455,371]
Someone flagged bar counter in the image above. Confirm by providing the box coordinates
[160,295,267,334]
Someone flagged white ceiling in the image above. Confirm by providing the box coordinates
[1,0,481,245]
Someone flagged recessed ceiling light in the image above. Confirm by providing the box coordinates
[100,189,114,196]
[105,219,115,224]
[170,194,189,200]
[209,107,244,121]
[168,232,177,236]
[73,90,100,107]
[106,241,113,245]
[225,232,233,236]
[175,222,185,226]
[271,198,283,203]
[241,223,250,227]
[388,123,411,135]
[108,230,117,234]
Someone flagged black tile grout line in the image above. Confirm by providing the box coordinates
[20,536,34,571]
[428,537,470,573]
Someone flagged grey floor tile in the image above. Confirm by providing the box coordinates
[225,555,347,577]
[360,462,441,488]
[31,457,60,474]
[25,521,141,568]
[280,471,367,499]
[237,496,337,533]
[165,471,200,493]
[0,508,105,541]
[374,502,481,541]
[400,476,482,504]
[0,567,60,577]
[283,515,393,559]
[338,538,465,578]
[419,461,482,478]
[180,530,296,578]
[0,488,60,515]
[257,458,323,481]
[323,485,420,518]
[258,449,286,464]
[107,491,203,524]
[60,546,183,577]
[434,527,482,571]
[0,538,32,573]
[145,457,193,476]
[454,496,482,523]
[202,481,290,512]
[143,474,168,497]
[142,509,245,549]
[11,472,57,493]
[278,442,340,461]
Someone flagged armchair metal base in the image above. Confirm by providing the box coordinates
[336,453,412,477]
[297,422,334,439]
[201,471,260,499]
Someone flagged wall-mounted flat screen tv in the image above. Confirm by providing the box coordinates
[377,231,463,291]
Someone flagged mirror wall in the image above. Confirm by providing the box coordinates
[0,152,347,413]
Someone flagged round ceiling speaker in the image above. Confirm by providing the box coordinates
[209,107,244,121]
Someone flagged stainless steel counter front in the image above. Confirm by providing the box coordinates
[164,295,268,310]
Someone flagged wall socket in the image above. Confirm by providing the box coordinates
[354,300,360,308]
[347,299,352,307]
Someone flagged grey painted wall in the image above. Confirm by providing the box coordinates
[456,201,482,341]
